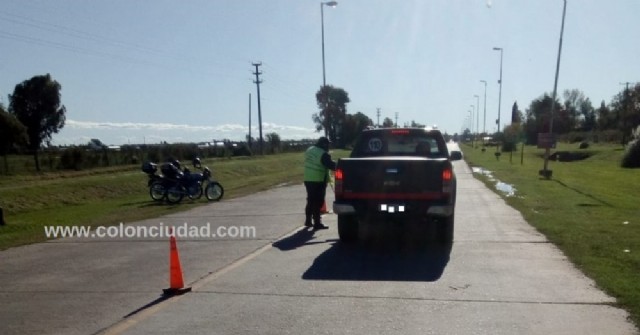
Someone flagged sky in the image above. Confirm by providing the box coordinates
[1,0,639,145]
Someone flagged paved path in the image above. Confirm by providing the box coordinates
[0,159,636,334]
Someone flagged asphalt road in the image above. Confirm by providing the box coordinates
[0,159,637,335]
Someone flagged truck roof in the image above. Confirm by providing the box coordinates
[363,127,442,134]
[351,127,448,159]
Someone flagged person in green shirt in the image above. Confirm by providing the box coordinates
[303,137,336,229]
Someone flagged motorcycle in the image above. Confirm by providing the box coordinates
[181,158,225,202]
[142,158,224,204]
[142,162,168,202]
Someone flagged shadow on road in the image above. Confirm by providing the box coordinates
[302,239,452,282]
[272,227,318,251]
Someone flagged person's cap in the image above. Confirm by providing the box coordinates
[317,136,331,146]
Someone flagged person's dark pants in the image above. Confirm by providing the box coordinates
[304,181,327,224]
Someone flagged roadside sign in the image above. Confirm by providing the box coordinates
[537,133,556,149]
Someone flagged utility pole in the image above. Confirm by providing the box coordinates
[541,0,567,179]
[376,108,381,128]
[252,63,264,155]
[493,47,504,134]
[248,93,252,149]
[395,112,399,128]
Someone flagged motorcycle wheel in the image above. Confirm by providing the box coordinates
[187,184,203,200]
[149,181,166,201]
[205,182,224,201]
[166,184,185,204]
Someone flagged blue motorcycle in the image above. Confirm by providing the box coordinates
[142,158,224,204]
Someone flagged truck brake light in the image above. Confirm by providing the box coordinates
[442,168,452,182]
[335,168,343,195]
[442,167,453,195]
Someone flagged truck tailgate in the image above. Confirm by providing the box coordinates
[338,157,450,199]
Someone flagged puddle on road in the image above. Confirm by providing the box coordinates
[471,167,518,198]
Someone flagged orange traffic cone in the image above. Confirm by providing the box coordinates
[163,229,192,295]
[320,201,328,214]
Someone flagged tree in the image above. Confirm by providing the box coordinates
[597,100,615,130]
[562,89,587,131]
[410,120,426,128]
[0,107,28,173]
[265,132,281,154]
[579,98,596,132]
[9,74,66,171]
[462,128,471,141]
[502,123,523,152]
[314,85,350,146]
[382,117,394,128]
[610,83,640,145]
[511,101,523,124]
[341,112,373,147]
[523,94,561,145]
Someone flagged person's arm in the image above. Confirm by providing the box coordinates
[321,152,336,171]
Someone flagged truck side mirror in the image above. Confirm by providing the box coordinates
[450,151,463,161]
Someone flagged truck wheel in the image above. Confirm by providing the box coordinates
[437,214,454,243]
[338,215,358,243]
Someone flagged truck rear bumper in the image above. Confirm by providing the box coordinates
[333,201,454,217]
[333,203,357,215]
[426,205,454,217]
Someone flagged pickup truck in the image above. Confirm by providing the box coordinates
[333,127,461,243]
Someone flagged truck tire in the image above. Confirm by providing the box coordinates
[338,215,358,243]
[437,214,454,243]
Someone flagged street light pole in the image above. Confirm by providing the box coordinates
[467,110,473,144]
[321,1,338,87]
[493,47,503,134]
[480,80,487,138]
[474,94,480,148]
[469,105,478,147]
[542,0,567,179]
[320,1,337,138]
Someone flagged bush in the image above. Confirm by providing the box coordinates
[579,142,589,149]
[621,139,640,168]
[233,144,253,157]
[564,132,586,143]
[501,141,517,152]
[59,147,86,170]
[594,129,623,143]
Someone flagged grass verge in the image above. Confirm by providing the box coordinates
[0,150,350,250]
[462,142,640,327]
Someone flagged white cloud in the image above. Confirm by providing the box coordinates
[57,119,320,145]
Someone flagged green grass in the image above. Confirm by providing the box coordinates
[462,142,640,327]
[0,150,350,250]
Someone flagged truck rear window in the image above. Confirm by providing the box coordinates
[351,129,447,158]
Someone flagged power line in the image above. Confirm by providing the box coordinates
[0,10,249,82]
